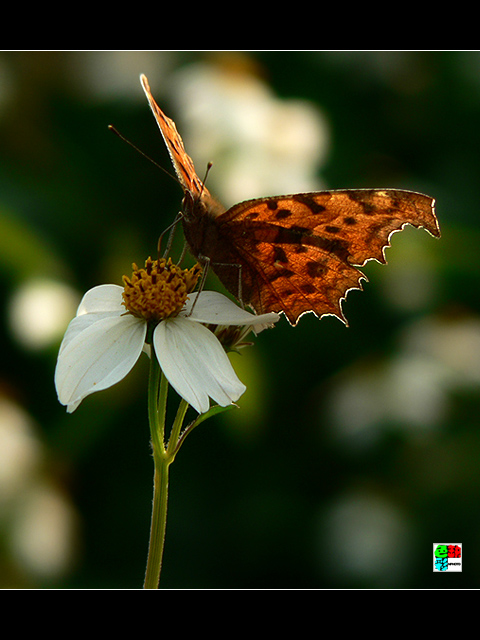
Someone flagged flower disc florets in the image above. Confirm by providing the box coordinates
[122,257,202,322]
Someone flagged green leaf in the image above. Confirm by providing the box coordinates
[172,404,239,458]
[191,403,238,429]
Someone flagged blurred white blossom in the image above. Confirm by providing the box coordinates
[8,279,80,351]
[0,396,78,582]
[169,57,331,205]
[323,313,480,450]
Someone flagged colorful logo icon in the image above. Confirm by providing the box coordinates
[433,543,462,572]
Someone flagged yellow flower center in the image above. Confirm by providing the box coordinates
[122,257,202,322]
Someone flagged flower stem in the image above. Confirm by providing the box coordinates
[143,352,198,587]
[144,450,170,589]
[144,353,171,589]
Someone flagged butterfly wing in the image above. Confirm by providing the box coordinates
[140,74,206,197]
[208,189,439,325]
[140,76,440,326]
[141,74,225,225]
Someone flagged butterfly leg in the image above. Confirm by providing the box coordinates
[158,211,183,259]
[185,254,244,316]
[177,240,188,265]
[209,258,245,309]
[184,253,211,317]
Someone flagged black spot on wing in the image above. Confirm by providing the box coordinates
[295,194,326,214]
[276,209,293,220]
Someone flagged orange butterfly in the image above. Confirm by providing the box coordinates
[140,74,440,326]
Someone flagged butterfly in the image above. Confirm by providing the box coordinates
[140,74,440,326]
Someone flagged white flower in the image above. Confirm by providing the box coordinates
[55,284,279,415]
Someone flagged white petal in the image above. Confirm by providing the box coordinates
[153,317,246,414]
[183,291,280,329]
[77,284,125,316]
[58,310,121,357]
[55,313,146,412]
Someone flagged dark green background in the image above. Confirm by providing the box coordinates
[0,51,477,588]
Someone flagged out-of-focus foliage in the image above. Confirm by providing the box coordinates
[0,51,478,588]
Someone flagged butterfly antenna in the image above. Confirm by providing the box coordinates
[108,124,179,186]
[200,162,213,197]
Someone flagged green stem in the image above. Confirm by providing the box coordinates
[142,351,197,588]
[144,450,170,589]
[143,353,170,589]
[167,398,189,460]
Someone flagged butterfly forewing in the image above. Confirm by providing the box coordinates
[141,74,225,222]
[140,75,440,326]
[141,74,207,199]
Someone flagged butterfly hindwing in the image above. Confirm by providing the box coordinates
[209,222,364,324]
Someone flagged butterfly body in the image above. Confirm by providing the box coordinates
[180,190,224,254]
[140,75,440,326]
